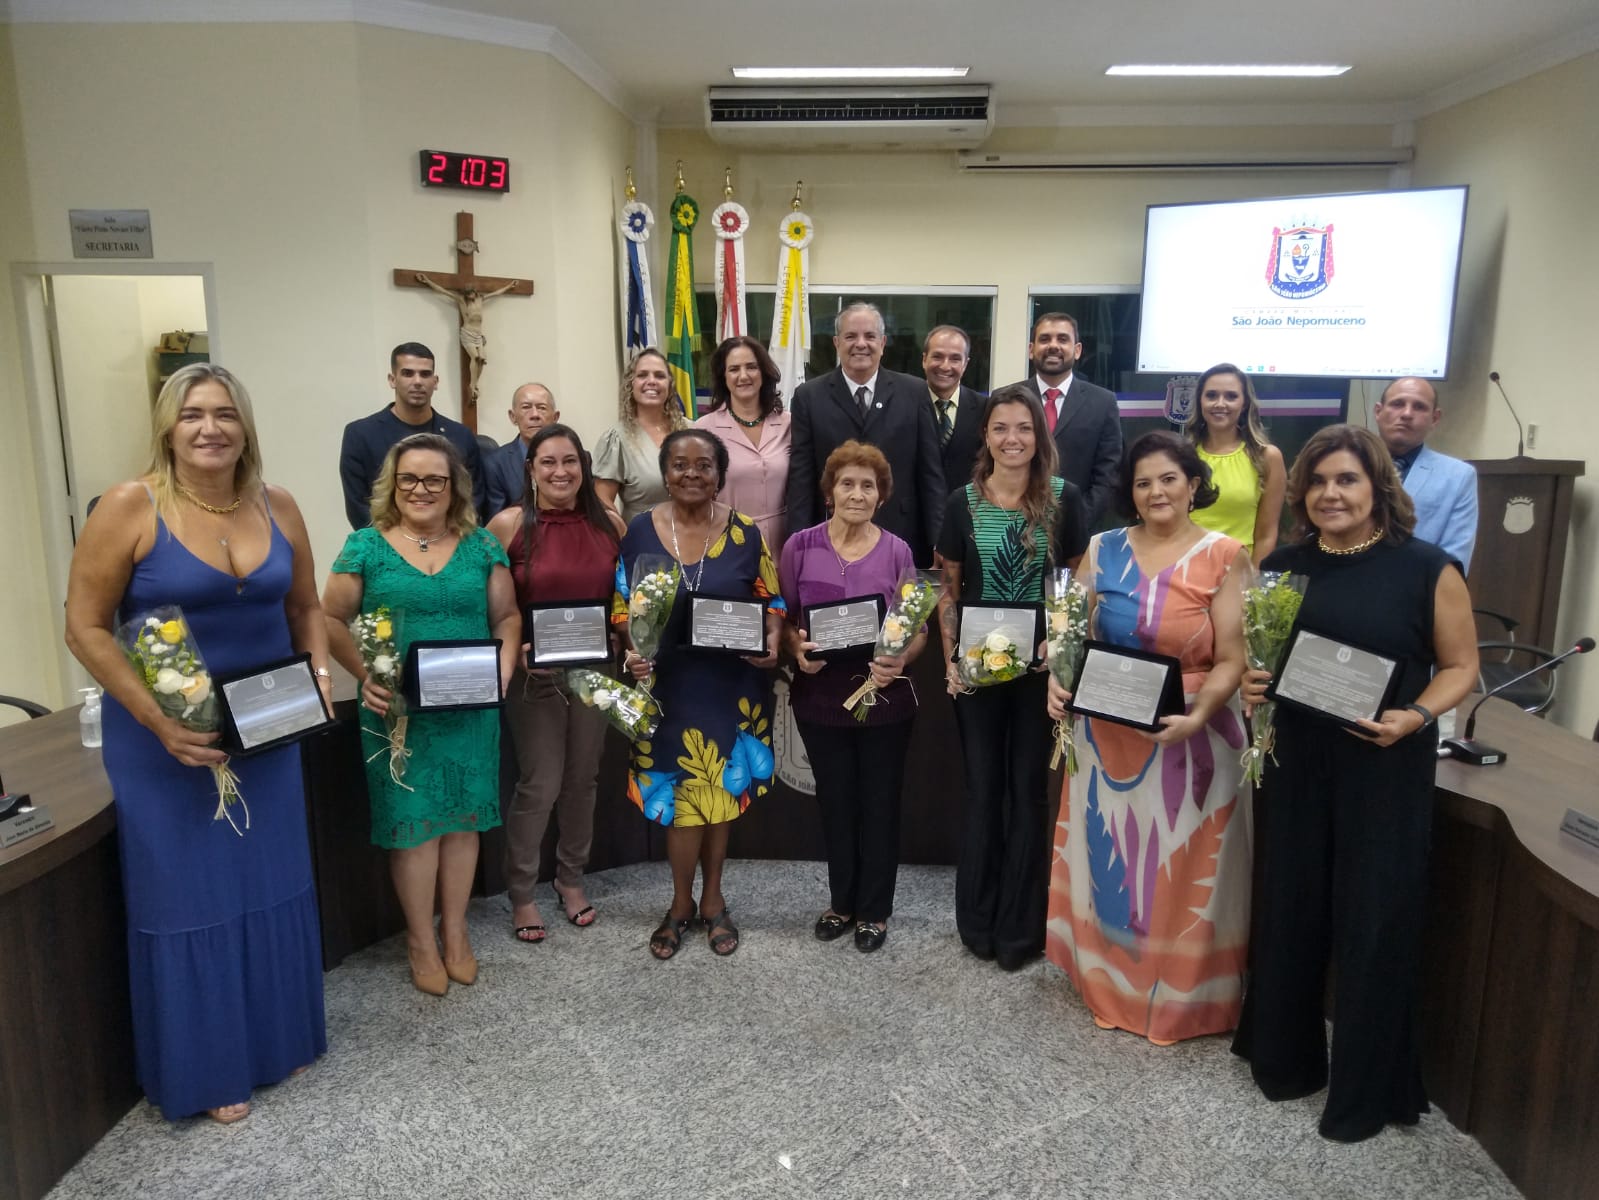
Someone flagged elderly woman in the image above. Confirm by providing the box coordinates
[780,441,926,953]
[1184,363,1287,566]
[936,384,1088,971]
[63,363,328,1124]
[695,335,792,555]
[323,433,520,996]
[487,424,625,941]
[595,347,689,524]
[616,428,784,959]
[1045,431,1250,1044]
[1232,424,1477,1142]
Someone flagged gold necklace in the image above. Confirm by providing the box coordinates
[1317,527,1384,555]
[176,484,242,514]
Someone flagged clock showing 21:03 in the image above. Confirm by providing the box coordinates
[418,150,510,193]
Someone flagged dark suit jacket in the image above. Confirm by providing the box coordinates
[483,437,529,519]
[937,384,986,495]
[1008,376,1123,526]
[785,367,947,565]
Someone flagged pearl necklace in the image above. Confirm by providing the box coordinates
[176,484,242,514]
[1317,527,1384,556]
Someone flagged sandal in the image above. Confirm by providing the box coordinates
[704,907,739,957]
[553,880,597,927]
[207,1101,251,1125]
[650,904,696,960]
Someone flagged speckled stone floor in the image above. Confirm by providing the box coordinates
[49,861,1520,1200]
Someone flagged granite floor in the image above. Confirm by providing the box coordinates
[50,861,1520,1200]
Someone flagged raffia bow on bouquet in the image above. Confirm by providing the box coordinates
[351,605,413,790]
[1240,571,1308,785]
[843,571,940,720]
[1045,570,1090,773]
[118,606,248,835]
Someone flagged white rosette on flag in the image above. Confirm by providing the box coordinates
[769,210,813,405]
[711,200,749,342]
[617,199,658,355]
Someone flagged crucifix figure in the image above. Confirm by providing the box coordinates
[393,211,533,428]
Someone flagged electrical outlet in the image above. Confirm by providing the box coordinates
[1527,423,1539,450]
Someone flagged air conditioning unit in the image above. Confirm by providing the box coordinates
[705,86,994,149]
[956,148,1413,173]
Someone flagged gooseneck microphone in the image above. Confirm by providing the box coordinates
[1442,636,1595,765]
[1488,370,1527,458]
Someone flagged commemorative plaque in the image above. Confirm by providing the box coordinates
[525,600,611,668]
[804,594,886,661]
[688,594,768,655]
[215,653,333,754]
[1265,628,1398,728]
[1067,641,1185,732]
[404,639,504,711]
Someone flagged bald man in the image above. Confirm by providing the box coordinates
[1374,376,1478,571]
[484,382,559,517]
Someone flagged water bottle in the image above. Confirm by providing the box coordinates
[79,687,102,748]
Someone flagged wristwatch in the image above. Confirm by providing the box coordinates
[1402,702,1436,729]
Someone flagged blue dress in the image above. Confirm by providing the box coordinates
[101,510,327,1120]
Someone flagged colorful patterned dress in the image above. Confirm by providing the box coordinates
[612,509,784,827]
[1046,527,1251,1042]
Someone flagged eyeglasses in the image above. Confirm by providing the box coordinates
[396,473,450,494]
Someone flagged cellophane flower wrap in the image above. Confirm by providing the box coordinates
[1045,569,1091,773]
[1240,571,1308,785]
[957,618,1029,689]
[117,606,248,835]
[844,570,939,720]
[564,668,661,741]
[351,605,412,788]
[626,556,681,691]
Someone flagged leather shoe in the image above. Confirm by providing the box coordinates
[408,954,448,997]
[444,953,479,986]
[854,921,887,953]
[814,911,853,941]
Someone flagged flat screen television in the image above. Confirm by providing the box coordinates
[1136,186,1468,379]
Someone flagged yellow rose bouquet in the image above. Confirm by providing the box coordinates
[1045,570,1091,773]
[626,555,681,692]
[564,668,661,741]
[117,606,248,835]
[350,605,412,788]
[844,571,940,720]
[959,629,1027,688]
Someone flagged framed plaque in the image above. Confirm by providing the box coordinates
[1265,628,1399,729]
[688,594,768,656]
[1067,641,1184,732]
[955,603,1042,668]
[214,652,333,755]
[403,639,504,711]
[803,594,886,661]
[525,599,611,668]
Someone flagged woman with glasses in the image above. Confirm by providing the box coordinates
[324,433,521,996]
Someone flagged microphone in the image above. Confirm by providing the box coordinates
[1442,636,1594,765]
[1488,370,1527,458]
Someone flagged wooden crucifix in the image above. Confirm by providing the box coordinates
[392,211,533,430]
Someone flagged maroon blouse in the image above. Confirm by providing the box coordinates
[507,508,620,606]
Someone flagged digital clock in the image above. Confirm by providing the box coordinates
[419,150,511,193]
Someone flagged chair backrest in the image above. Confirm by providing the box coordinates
[1474,642,1559,717]
[0,694,50,719]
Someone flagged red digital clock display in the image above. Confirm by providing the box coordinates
[419,150,511,193]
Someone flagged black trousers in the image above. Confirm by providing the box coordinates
[797,718,915,922]
[1232,716,1435,1141]
[951,672,1052,964]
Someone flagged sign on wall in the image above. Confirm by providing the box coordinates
[68,209,153,259]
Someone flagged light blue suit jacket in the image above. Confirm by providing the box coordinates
[1404,444,1477,572]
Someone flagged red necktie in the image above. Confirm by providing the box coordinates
[1044,387,1062,433]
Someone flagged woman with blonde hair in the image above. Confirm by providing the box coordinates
[594,347,689,524]
[65,363,329,1123]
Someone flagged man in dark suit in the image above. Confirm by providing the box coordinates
[1005,312,1122,525]
[923,325,985,494]
[785,303,946,564]
[483,382,558,517]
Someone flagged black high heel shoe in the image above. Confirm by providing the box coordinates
[552,880,597,927]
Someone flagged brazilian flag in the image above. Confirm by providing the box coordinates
[664,191,701,417]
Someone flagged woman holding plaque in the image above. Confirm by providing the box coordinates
[595,347,689,524]
[323,433,520,996]
[1043,431,1251,1044]
[64,363,328,1123]
[695,336,792,555]
[1233,424,1476,1142]
[616,428,784,960]
[935,385,1088,971]
[487,424,625,942]
[1183,363,1287,566]
[779,441,926,953]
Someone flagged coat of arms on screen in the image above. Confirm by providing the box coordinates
[1266,222,1335,299]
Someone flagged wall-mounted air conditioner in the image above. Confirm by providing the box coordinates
[706,86,994,149]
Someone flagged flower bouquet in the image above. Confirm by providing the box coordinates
[350,605,411,788]
[118,606,248,835]
[626,555,681,690]
[1045,570,1091,773]
[957,627,1029,688]
[843,570,939,720]
[1240,571,1308,785]
[564,668,661,741]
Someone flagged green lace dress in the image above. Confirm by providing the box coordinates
[332,526,508,849]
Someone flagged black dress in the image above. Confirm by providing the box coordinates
[1232,535,1458,1142]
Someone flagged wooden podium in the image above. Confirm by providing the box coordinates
[1467,458,1585,649]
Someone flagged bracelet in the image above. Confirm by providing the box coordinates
[1402,702,1436,729]
[312,667,332,680]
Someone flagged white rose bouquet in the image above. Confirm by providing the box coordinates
[958,628,1028,688]
[1240,571,1308,785]
[1044,569,1091,773]
[843,570,939,720]
[626,555,681,689]
[564,668,661,741]
[350,605,412,788]
[117,605,247,835]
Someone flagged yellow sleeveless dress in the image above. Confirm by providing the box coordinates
[1195,443,1261,556]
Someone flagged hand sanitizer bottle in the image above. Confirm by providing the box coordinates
[79,687,103,748]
